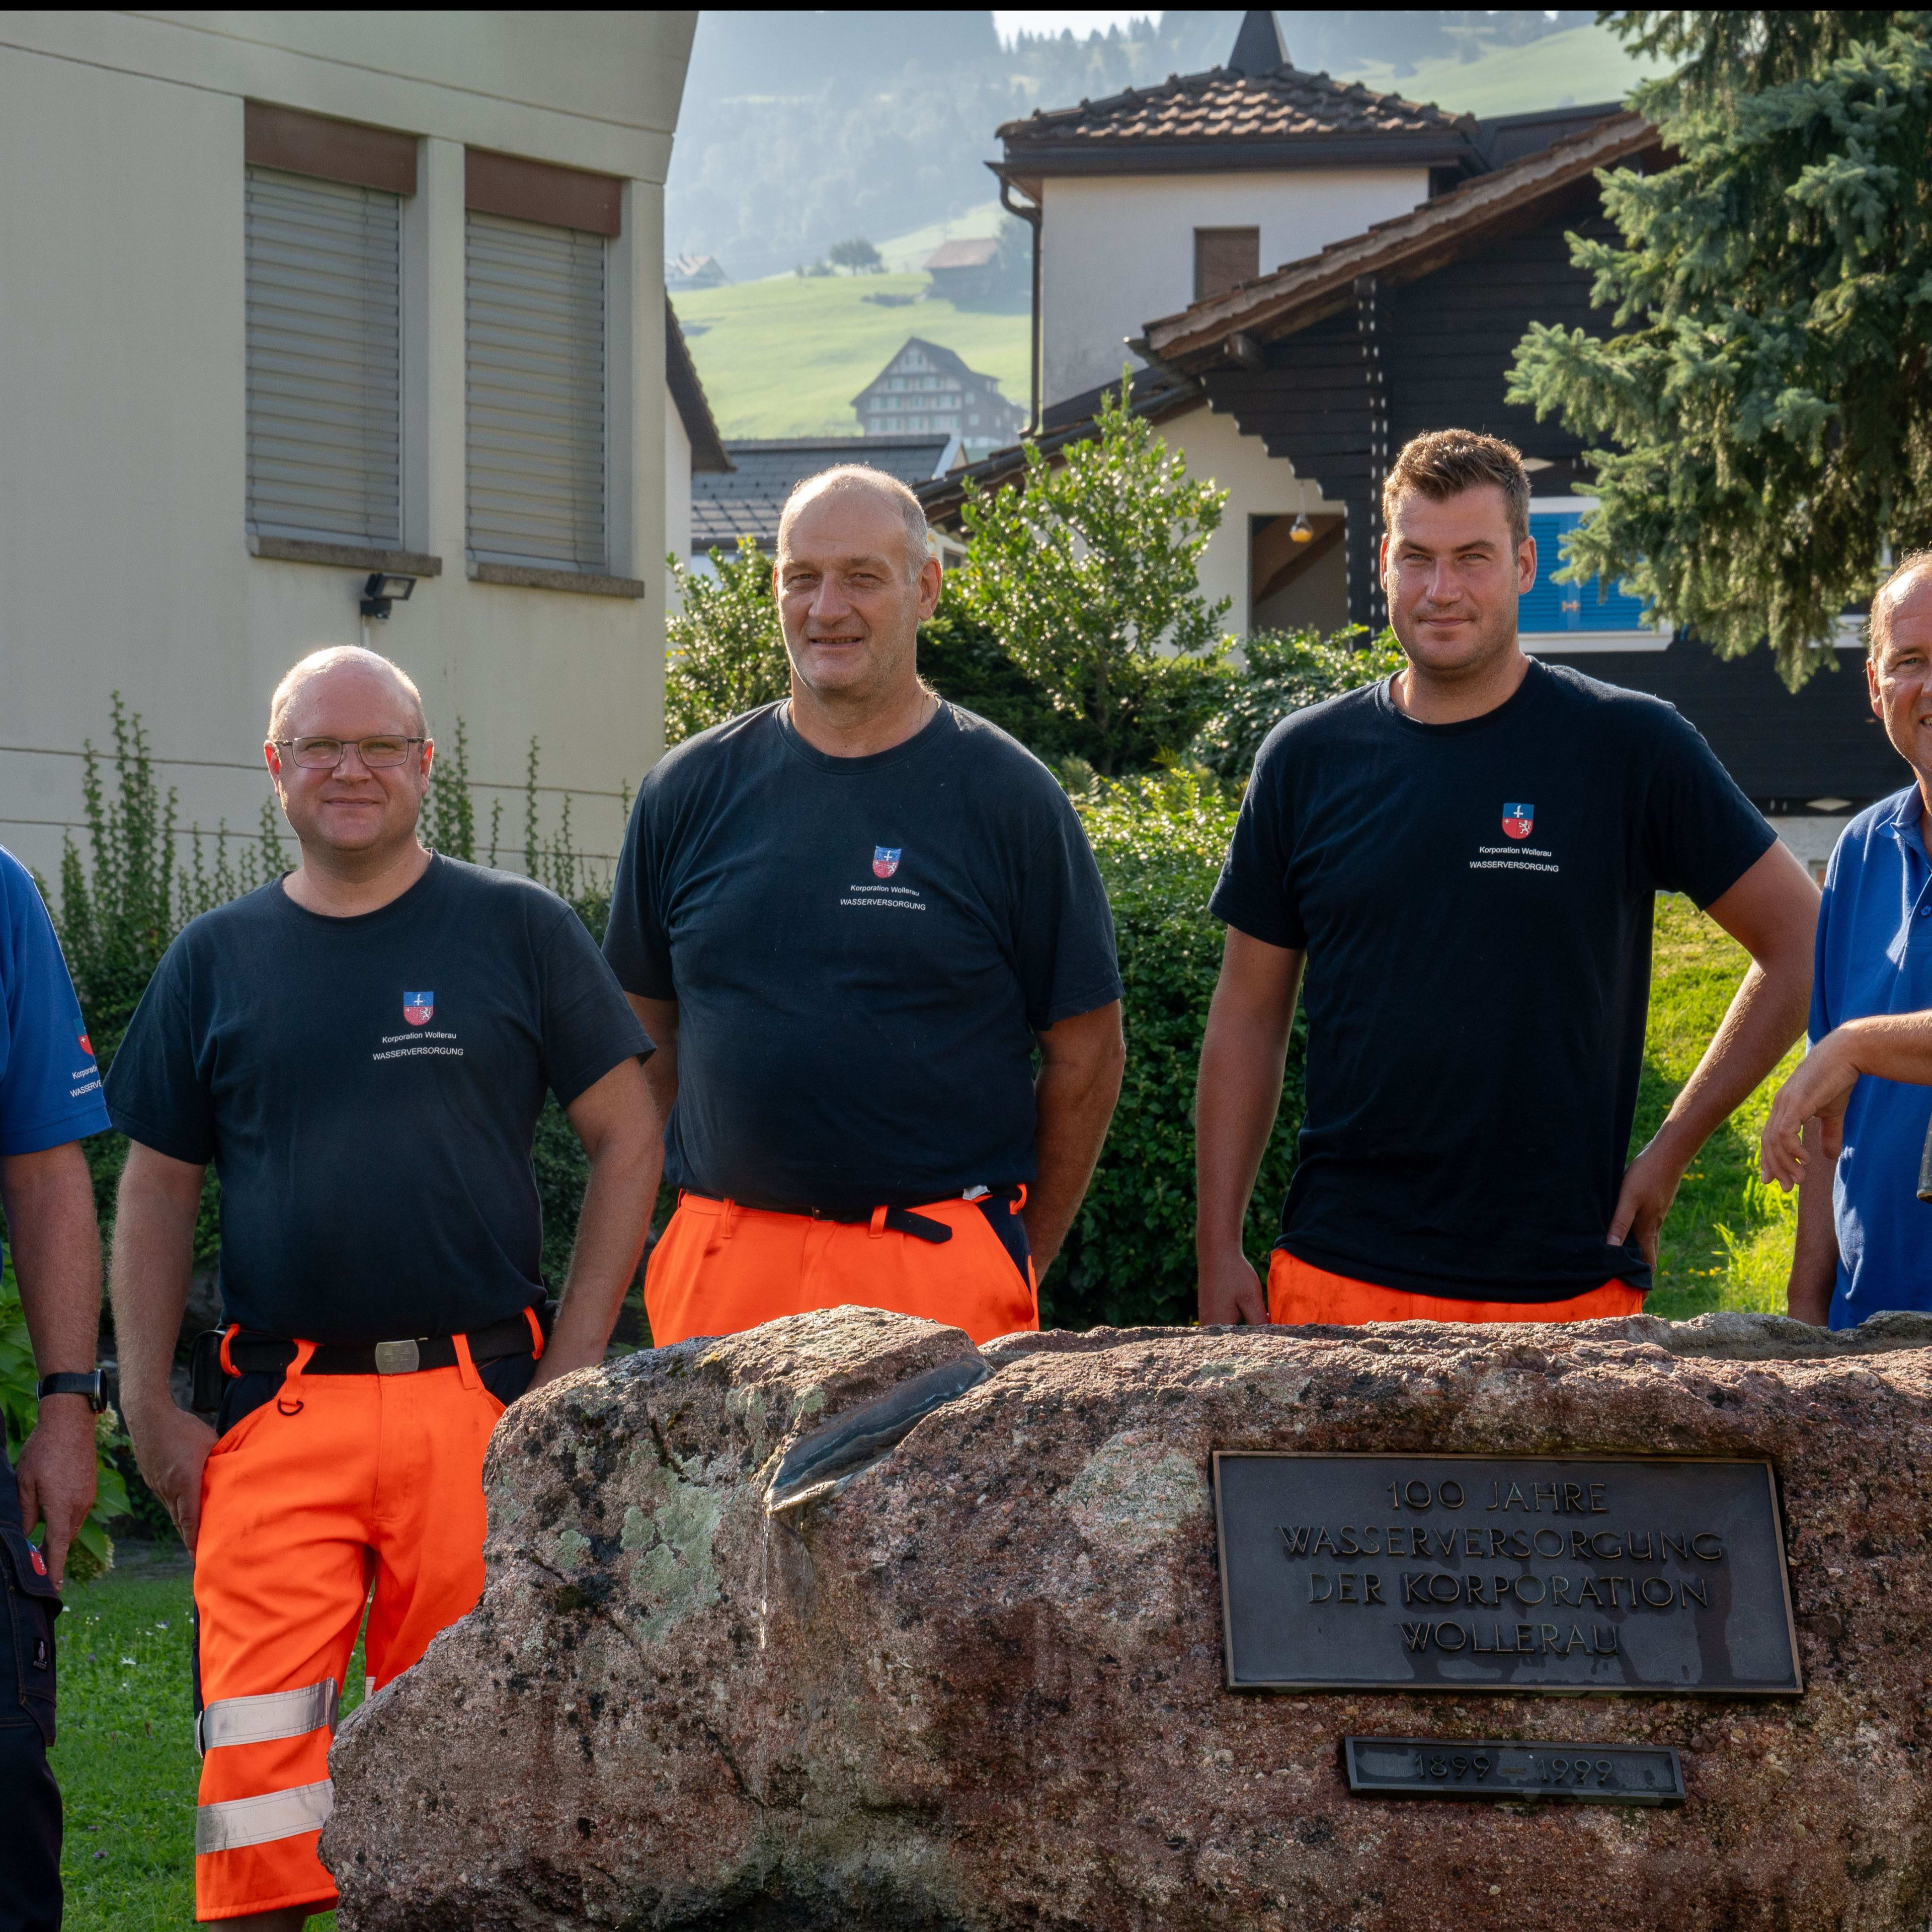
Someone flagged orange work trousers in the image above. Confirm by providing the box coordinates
[1268,1249,1645,1325]
[191,1348,508,1922]
[646,1191,1038,1348]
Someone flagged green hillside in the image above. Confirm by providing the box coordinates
[1345,22,1668,117]
[675,271,1029,442]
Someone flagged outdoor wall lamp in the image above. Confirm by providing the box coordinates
[1290,513,1314,544]
[359,572,417,620]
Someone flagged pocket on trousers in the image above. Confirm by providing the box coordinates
[0,1528,61,1747]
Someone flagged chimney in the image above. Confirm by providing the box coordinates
[1227,9,1287,77]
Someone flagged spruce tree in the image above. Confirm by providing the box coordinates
[1508,10,1932,682]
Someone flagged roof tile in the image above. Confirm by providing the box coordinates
[999,63,1473,152]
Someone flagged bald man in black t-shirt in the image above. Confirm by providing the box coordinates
[605,464,1125,1347]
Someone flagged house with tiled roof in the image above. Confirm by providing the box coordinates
[992,8,1484,414]
[933,12,1902,829]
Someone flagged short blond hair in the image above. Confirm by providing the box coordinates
[1383,429,1532,550]
[1869,551,1932,660]
[777,464,932,581]
[268,647,426,740]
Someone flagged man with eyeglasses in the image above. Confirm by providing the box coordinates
[106,646,658,1929]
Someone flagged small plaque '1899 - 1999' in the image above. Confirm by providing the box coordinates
[1343,1737,1685,1805]
[1212,1454,1801,1695]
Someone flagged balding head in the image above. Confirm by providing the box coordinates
[1870,552,1932,662]
[269,646,426,741]
[778,465,931,582]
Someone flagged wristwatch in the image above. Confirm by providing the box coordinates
[37,1371,106,1414]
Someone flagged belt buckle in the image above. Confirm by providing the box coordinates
[373,1338,422,1376]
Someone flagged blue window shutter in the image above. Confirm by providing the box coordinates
[1523,511,1649,632]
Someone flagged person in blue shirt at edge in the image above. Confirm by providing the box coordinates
[1761,553,1932,1326]
[0,842,114,1932]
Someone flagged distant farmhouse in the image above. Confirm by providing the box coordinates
[922,237,1000,305]
[667,253,729,290]
[691,433,959,562]
[852,339,1025,453]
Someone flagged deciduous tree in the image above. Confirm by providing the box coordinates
[952,381,1230,772]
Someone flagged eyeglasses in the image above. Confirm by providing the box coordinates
[273,736,424,770]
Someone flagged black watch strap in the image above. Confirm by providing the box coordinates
[37,1371,106,1414]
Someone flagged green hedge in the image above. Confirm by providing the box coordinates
[1048,775,1304,1329]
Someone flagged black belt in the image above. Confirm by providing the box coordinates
[223,1310,541,1378]
[802,1184,1027,1247]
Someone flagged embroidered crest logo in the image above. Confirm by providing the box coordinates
[77,1032,92,1058]
[1501,803,1534,840]
[403,991,434,1026]
[872,847,902,879]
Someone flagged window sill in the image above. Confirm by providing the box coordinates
[468,561,648,599]
[248,535,443,576]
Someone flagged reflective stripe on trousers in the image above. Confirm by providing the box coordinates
[195,1779,334,1856]
[197,1677,339,1756]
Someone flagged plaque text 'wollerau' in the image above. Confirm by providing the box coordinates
[1213,1455,1801,1695]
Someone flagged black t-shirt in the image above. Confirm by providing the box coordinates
[602,701,1121,1214]
[1210,660,1775,1301]
[105,855,650,1343]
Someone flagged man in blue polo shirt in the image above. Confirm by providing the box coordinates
[0,845,113,1932]
[1762,554,1932,1325]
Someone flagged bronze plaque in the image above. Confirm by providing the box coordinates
[1344,1736,1686,1805]
[1213,1453,1801,1695]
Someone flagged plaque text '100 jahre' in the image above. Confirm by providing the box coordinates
[1213,1455,1802,1695]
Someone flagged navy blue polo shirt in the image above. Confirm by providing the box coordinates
[1811,783,1932,1326]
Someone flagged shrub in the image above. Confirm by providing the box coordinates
[916,586,1083,763]
[1188,626,1406,781]
[665,541,788,745]
[1044,773,1304,1329]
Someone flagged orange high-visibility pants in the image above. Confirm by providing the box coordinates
[191,1350,507,1922]
[1268,1249,1645,1325]
[646,1192,1038,1348]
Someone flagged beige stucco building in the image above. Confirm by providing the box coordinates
[0,11,697,880]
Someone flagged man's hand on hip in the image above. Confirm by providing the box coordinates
[1199,1245,1269,1326]
[125,1401,217,1552]
[14,1398,98,1588]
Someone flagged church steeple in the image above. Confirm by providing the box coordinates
[1227,9,1287,77]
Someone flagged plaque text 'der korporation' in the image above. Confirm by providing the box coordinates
[1213,1454,1801,1695]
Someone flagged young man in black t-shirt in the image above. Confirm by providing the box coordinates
[605,466,1124,1348]
[1196,430,1819,1327]
[107,648,656,1928]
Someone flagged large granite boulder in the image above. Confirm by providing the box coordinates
[326,1306,1932,1929]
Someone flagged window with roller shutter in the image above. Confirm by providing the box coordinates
[464,212,607,572]
[1520,500,1669,650]
[244,167,401,547]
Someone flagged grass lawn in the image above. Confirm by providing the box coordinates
[1638,893,1802,1320]
[675,271,1029,441]
[53,1543,361,1931]
[47,894,1794,1922]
